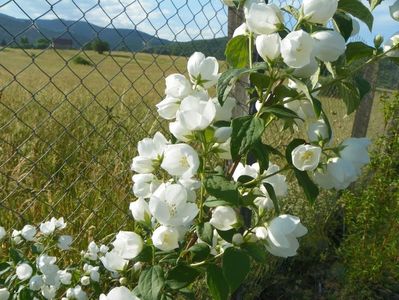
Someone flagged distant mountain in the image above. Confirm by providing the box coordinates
[142,37,228,60]
[0,13,169,51]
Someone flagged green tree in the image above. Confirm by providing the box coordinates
[19,37,31,49]
[91,39,110,54]
[36,38,50,49]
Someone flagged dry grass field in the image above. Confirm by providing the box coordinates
[0,48,388,246]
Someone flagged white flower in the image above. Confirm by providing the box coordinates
[233,23,249,37]
[149,183,198,227]
[165,74,192,99]
[313,157,358,190]
[21,225,36,241]
[100,251,128,272]
[384,35,399,57]
[40,221,56,236]
[302,0,338,24]
[100,286,139,300]
[284,99,315,121]
[307,119,330,142]
[263,163,288,197]
[0,226,5,241]
[152,226,180,251]
[256,33,281,61]
[169,120,192,142]
[187,52,219,88]
[131,132,169,174]
[254,226,268,240]
[58,235,73,250]
[85,241,99,261]
[281,30,315,68]
[129,198,151,223]
[213,97,236,122]
[66,285,87,300]
[29,275,44,291]
[100,244,109,254]
[293,57,319,78]
[0,288,10,300]
[83,264,100,282]
[209,206,237,231]
[52,217,67,230]
[245,3,283,35]
[214,127,232,143]
[292,144,322,171]
[113,231,143,260]
[41,285,58,300]
[312,31,346,62]
[132,173,160,198]
[266,215,308,257]
[58,270,72,285]
[12,230,22,244]
[340,138,371,171]
[161,144,200,178]
[80,276,90,286]
[156,96,180,120]
[177,96,216,131]
[232,163,258,181]
[254,188,275,210]
[390,0,399,21]
[16,263,33,281]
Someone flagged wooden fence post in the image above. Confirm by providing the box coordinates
[351,63,379,138]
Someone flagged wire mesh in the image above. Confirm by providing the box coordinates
[0,0,228,244]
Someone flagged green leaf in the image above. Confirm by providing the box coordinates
[166,265,201,290]
[241,242,267,263]
[231,115,265,160]
[135,245,154,263]
[338,0,374,31]
[345,42,375,64]
[19,288,34,300]
[225,35,250,69]
[0,262,11,276]
[333,12,353,41]
[261,105,301,120]
[189,243,211,262]
[196,223,213,246]
[9,248,24,264]
[249,72,270,90]
[294,169,319,204]
[217,63,265,105]
[138,266,165,300]
[251,141,270,173]
[204,197,233,208]
[222,247,251,293]
[206,265,229,300]
[217,229,236,243]
[338,77,371,115]
[205,176,239,206]
[264,183,280,214]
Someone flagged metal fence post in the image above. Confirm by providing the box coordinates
[351,63,379,138]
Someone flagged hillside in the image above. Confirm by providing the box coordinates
[142,37,228,60]
[0,13,169,51]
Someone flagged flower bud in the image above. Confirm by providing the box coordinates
[119,277,128,286]
[256,33,282,61]
[81,275,90,286]
[209,206,238,231]
[281,30,315,68]
[0,226,6,241]
[16,263,33,281]
[129,198,151,223]
[232,233,244,246]
[312,31,346,62]
[374,34,384,48]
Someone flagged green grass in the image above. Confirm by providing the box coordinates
[0,48,390,247]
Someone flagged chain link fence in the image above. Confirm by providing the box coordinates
[0,0,229,244]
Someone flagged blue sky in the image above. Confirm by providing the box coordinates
[0,0,397,43]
